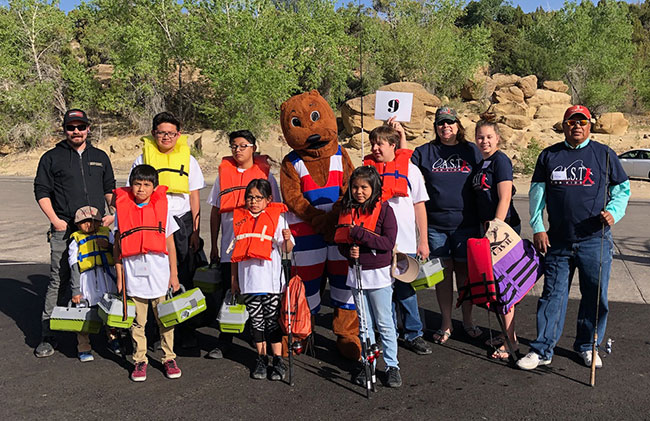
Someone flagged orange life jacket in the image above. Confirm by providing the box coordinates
[334,201,382,244]
[229,202,288,262]
[363,149,412,201]
[218,155,271,213]
[114,185,169,258]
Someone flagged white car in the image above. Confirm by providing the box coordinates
[618,149,650,180]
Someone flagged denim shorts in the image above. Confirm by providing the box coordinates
[427,225,479,261]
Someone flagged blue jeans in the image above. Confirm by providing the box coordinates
[392,253,424,341]
[530,232,613,360]
[352,285,399,368]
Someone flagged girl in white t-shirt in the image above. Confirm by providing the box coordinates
[335,166,401,388]
[229,179,294,381]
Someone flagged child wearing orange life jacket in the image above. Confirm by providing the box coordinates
[228,178,294,381]
[335,166,401,388]
[114,165,181,382]
[365,122,432,356]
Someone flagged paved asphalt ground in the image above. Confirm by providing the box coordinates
[1,176,649,419]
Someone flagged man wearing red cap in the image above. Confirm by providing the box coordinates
[517,105,630,370]
[34,109,116,358]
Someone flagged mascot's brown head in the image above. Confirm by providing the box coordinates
[280,90,338,158]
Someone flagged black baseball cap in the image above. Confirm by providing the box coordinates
[63,109,90,126]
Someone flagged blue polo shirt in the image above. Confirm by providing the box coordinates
[530,140,628,242]
[411,141,481,230]
[472,150,520,226]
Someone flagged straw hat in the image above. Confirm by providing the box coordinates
[392,253,420,283]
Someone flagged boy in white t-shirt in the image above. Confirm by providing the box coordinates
[129,112,205,348]
[114,165,181,382]
[364,122,432,356]
[205,130,280,359]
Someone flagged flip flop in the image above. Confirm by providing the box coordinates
[462,324,483,339]
[432,329,452,345]
[490,345,519,360]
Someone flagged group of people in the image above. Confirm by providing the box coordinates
[33,102,630,386]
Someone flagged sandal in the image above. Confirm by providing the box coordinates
[432,329,452,345]
[490,345,519,360]
[462,323,483,339]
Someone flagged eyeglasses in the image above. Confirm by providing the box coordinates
[230,143,254,151]
[245,195,266,202]
[65,124,87,132]
[154,131,178,138]
[565,119,589,127]
[436,120,456,126]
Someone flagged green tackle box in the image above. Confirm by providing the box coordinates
[50,301,102,334]
[217,290,249,334]
[412,258,445,291]
[193,265,222,294]
[98,293,136,329]
[157,286,207,328]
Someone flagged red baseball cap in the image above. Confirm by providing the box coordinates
[563,105,591,121]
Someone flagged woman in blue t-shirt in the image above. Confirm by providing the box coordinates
[471,119,521,359]
[411,107,482,345]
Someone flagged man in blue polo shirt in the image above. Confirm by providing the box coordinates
[517,105,630,370]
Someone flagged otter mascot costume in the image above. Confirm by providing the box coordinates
[280,90,361,361]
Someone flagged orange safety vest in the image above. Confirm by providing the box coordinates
[218,155,271,213]
[363,149,412,201]
[114,186,169,258]
[229,202,288,262]
[334,201,382,244]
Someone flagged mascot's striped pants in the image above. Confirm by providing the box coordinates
[285,148,355,313]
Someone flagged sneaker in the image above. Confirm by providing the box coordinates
[270,356,287,381]
[78,351,94,362]
[386,366,402,388]
[404,336,432,355]
[164,359,182,379]
[34,337,56,358]
[131,362,147,382]
[580,350,603,369]
[351,363,368,386]
[207,346,223,359]
[108,339,121,356]
[516,352,552,370]
[251,355,268,380]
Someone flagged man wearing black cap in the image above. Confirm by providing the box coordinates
[517,105,630,370]
[33,109,116,357]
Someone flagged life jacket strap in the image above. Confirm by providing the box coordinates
[157,164,188,177]
[120,222,165,240]
[77,234,109,247]
[226,226,275,254]
[218,185,246,198]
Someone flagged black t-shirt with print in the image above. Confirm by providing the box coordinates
[531,140,628,242]
[471,150,520,226]
[412,141,481,230]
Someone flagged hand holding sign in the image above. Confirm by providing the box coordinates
[375,91,413,122]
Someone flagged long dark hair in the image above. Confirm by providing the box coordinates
[341,166,383,214]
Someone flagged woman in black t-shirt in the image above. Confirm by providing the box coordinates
[472,119,520,359]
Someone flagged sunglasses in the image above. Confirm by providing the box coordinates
[436,119,456,126]
[65,124,87,132]
[565,119,589,127]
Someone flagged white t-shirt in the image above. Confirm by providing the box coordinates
[386,162,429,254]
[129,154,205,217]
[236,213,295,294]
[114,207,180,299]
[67,231,117,306]
[346,265,393,290]
[206,172,280,263]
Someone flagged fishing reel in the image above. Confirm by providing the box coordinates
[366,343,381,363]
[291,341,303,355]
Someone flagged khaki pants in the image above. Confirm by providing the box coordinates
[131,296,175,364]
